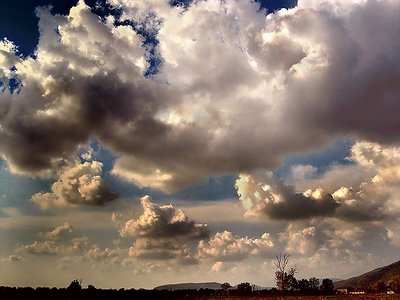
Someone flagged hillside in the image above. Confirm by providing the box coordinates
[335,260,400,289]
[154,282,222,290]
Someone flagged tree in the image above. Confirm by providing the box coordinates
[298,279,310,293]
[237,282,252,295]
[67,279,82,291]
[371,280,386,292]
[308,277,320,291]
[388,275,400,292]
[220,282,231,294]
[320,278,334,294]
[288,275,298,292]
[274,254,298,292]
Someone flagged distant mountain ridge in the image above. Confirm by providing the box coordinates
[154,282,222,290]
[334,260,400,289]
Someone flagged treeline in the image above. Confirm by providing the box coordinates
[0,279,336,300]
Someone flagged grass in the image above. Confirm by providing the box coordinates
[189,295,400,300]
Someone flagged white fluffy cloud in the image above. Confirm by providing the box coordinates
[236,141,400,223]
[0,0,400,192]
[32,159,117,209]
[280,225,320,255]
[231,140,400,273]
[197,231,275,262]
[120,195,209,240]
[18,241,59,256]
[0,38,20,88]
[235,172,338,220]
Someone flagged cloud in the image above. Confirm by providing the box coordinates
[279,225,320,255]
[128,238,193,261]
[0,38,20,88]
[236,140,400,223]
[58,242,122,270]
[235,172,339,220]
[120,195,209,240]
[119,195,209,262]
[0,0,399,191]
[32,159,117,209]
[1,255,22,262]
[18,240,59,256]
[197,231,275,262]
[39,223,72,240]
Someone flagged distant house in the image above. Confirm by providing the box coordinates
[387,290,395,294]
[350,289,366,295]
[336,287,351,294]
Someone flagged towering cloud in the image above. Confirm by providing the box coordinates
[0,0,399,192]
[120,195,209,239]
[120,196,208,262]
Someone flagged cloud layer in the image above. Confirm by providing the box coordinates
[0,0,399,192]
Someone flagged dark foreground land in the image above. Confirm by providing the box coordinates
[1,287,400,300]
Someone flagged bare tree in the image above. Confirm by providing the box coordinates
[274,254,297,292]
[274,254,290,274]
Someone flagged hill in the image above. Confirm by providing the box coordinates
[154,282,222,290]
[334,260,400,290]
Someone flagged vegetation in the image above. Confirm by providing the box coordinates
[335,260,400,292]
[1,256,400,299]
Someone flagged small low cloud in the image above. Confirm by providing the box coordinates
[39,223,72,240]
[1,255,22,262]
[32,160,117,209]
[197,231,275,262]
[128,238,193,261]
[17,241,59,256]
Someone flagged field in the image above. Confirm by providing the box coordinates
[189,295,400,300]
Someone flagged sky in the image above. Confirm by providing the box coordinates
[0,0,400,289]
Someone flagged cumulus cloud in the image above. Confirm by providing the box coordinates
[120,195,209,240]
[1,255,22,262]
[235,172,339,220]
[0,38,20,88]
[197,231,275,262]
[32,159,117,209]
[39,223,72,240]
[236,140,400,223]
[119,195,208,262]
[0,0,399,192]
[128,238,194,262]
[18,241,59,256]
[13,223,124,270]
[280,225,320,255]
